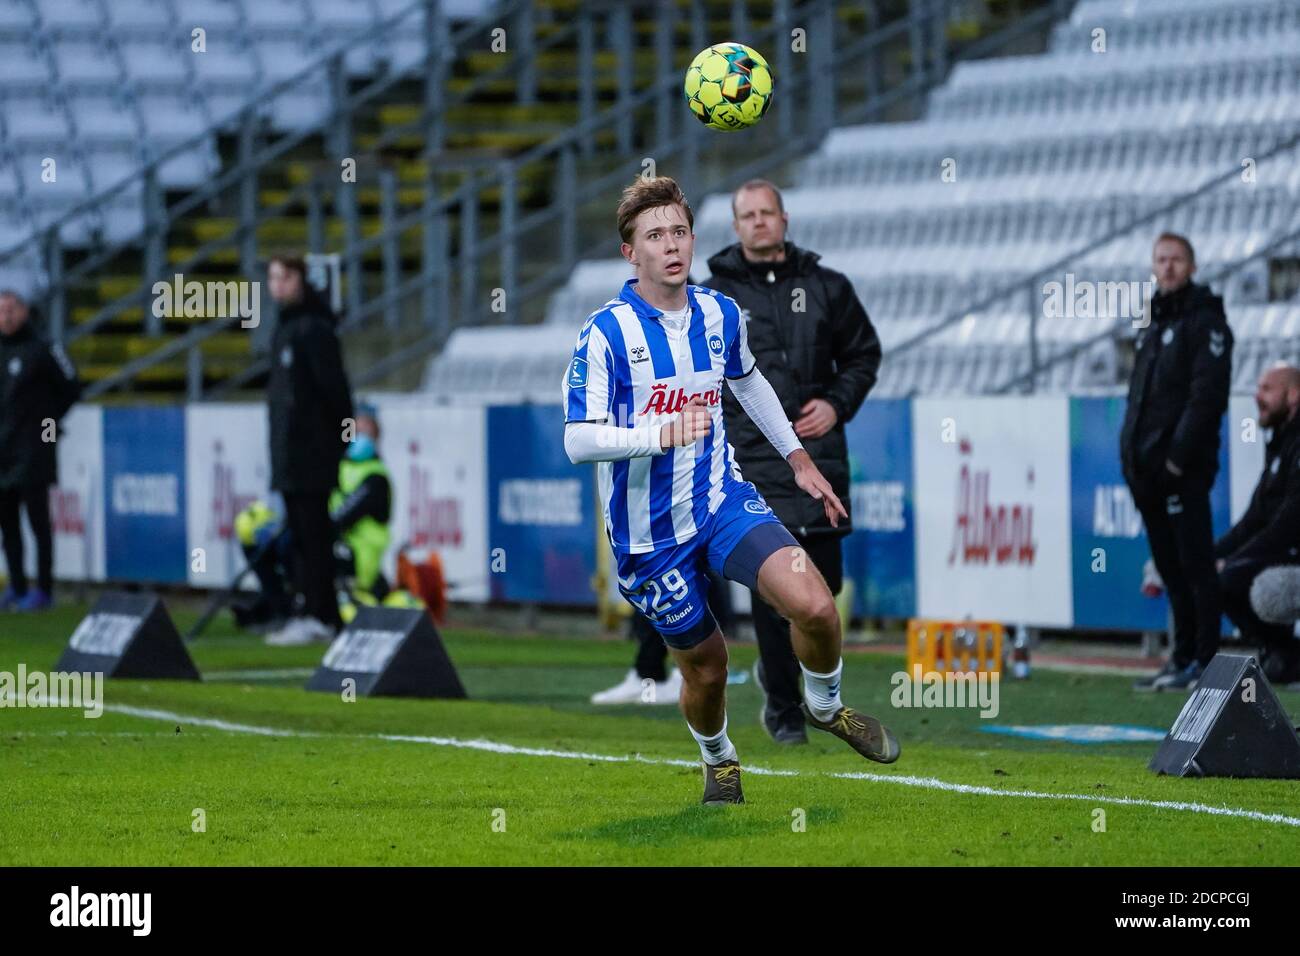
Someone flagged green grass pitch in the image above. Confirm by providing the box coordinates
[2,604,1298,866]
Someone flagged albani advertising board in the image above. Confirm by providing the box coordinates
[912,396,1073,627]
[375,401,489,603]
[184,403,272,588]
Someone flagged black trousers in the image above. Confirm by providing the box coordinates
[1132,480,1222,668]
[632,568,735,682]
[750,534,843,723]
[282,490,341,629]
[0,483,53,595]
[1219,554,1299,661]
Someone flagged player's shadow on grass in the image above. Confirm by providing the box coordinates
[561,804,842,848]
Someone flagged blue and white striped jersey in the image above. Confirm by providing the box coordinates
[563,278,757,554]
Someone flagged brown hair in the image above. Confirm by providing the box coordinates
[1154,232,1195,264]
[616,176,693,245]
[267,252,308,279]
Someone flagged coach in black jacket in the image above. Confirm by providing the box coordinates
[705,179,881,741]
[1122,234,1233,691]
[0,291,81,611]
[265,255,354,643]
[1215,364,1300,683]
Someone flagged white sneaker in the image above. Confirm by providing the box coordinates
[264,617,336,647]
[651,668,683,705]
[590,669,647,705]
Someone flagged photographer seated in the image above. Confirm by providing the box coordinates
[1216,364,1300,684]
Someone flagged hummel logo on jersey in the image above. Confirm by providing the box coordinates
[630,345,649,364]
[640,383,721,416]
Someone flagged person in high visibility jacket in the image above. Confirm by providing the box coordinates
[328,402,392,603]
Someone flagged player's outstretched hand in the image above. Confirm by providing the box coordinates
[660,395,713,449]
[789,449,848,529]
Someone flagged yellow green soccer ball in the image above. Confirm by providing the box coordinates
[684,42,773,131]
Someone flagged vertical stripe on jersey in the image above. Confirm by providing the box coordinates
[689,411,714,533]
[629,312,679,549]
[687,291,713,373]
[721,296,746,377]
[612,307,655,549]
[600,312,635,548]
[641,316,676,380]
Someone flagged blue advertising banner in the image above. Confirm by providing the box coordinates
[1069,396,1232,631]
[843,398,916,619]
[487,405,597,604]
[103,406,188,583]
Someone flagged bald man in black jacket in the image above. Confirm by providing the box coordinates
[705,179,881,742]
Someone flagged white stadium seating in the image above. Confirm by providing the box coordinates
[517,0,1300,399]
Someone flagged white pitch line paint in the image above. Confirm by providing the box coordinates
[104,704,1300,829]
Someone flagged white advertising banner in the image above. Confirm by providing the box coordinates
[52,405,106,582]
[912,396,1074,627]
[373,400,488,602]
[1227,395,1264,525]
[6,405,105,585]
[184,403,271,588]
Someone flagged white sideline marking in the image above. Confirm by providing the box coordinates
[104,704,1300,829]
[203,668,316,681]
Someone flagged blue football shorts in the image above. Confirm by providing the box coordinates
[614,479,797,650]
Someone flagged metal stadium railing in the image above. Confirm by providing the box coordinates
[10,0,1065,399]
[953,132,1300,395]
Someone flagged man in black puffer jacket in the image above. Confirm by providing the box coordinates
[264,254,354,646]
[705,179,881,742]
[1122,233,1233,692]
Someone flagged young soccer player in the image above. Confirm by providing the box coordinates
[563,177,900,804]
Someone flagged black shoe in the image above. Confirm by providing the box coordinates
[1263,649,1300,686]
[1133,658,1181,692]
[763,709,808,745]
[701,759,744,805]
[1154,660,1204,692]
[754,659,807,744]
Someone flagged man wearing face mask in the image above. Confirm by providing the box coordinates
[329,402,392,603]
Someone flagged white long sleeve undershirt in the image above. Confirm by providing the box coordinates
[564,418,668,463]
[563,366,802,464]
[726,365,804,461]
